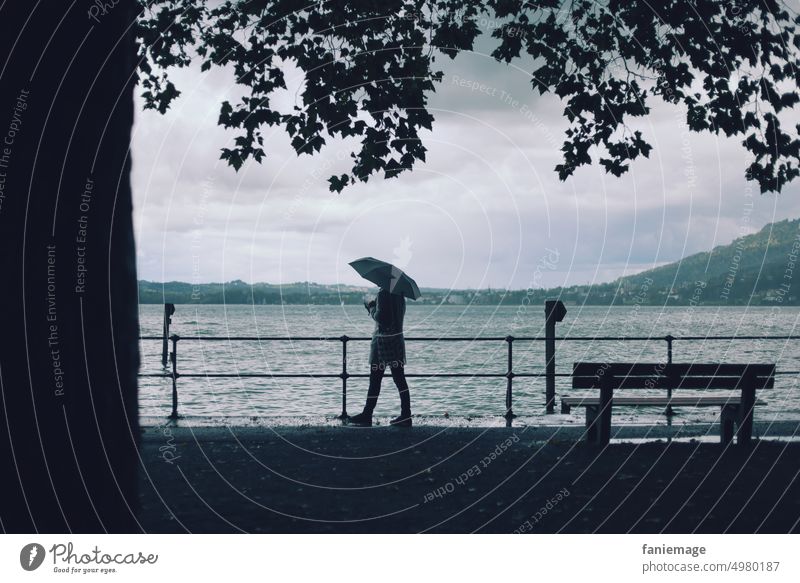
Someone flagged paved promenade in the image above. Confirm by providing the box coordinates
[137,423,800,533]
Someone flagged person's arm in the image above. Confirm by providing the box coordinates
[370,290,390,325]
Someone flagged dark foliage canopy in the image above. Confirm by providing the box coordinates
[137,0,800,193]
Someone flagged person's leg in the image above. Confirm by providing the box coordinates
[364,363,385,415]
[390,363,411,418]
[349,364,384,426]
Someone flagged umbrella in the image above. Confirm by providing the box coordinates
[349,257,421,300]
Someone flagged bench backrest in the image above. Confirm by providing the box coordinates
[572,363,775,390]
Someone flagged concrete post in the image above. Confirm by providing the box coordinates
[545,300,567,413]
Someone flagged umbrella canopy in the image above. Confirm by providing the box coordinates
[349,257,421,300]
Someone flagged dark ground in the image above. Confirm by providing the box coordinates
[137,424,800,533]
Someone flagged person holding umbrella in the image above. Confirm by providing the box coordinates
[347,257,421,427]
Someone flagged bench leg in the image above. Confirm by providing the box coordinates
[561,401,571,414]
[598,378,613,446]
[720,405,737,445]
[738,376,756,446]
[585,406,598,443]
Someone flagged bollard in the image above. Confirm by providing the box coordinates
[169,334,179,420]
[338,335,349,419]
[162,303,175,368]
[665,335,675,416]
[504,336,515,421]
[545,300,567,413]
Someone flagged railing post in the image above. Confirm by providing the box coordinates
[161,303,175,368]
[665,334,675,417]
[505,336,516,421]
[338,335,349,419]
[545,300,567,413]
[169,334,180,420]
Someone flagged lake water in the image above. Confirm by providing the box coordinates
[138,304,800,424]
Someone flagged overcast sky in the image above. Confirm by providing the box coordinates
[130,38,800,291]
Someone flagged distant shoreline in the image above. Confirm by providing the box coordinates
[138,218,800,307]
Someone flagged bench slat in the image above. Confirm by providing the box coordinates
[572,375,775,390]
[561,396,766,407]
[572,362,775,377]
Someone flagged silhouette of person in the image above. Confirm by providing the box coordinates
[348,287,412,427]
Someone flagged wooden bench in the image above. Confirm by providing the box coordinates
[563,363,774,445]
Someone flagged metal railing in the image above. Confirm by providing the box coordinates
[138,323,800,421]
[139,334,548,420]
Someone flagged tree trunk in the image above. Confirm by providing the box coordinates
[0,1,140,532]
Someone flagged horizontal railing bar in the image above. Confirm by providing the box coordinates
[139,371,800,378]
[665,336,800,341]
[138,370,800,379]
[139,334,800,342]
[140,372,547,379]
[138,336,531,341]
[556,336,800,341]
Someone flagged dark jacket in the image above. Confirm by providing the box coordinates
[367,289,406,366]
[369,289,405,336]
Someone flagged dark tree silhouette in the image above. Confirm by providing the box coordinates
[1,2,140,531]
[137,0,800,193]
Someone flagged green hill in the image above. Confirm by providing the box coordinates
[614,218,800,305]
